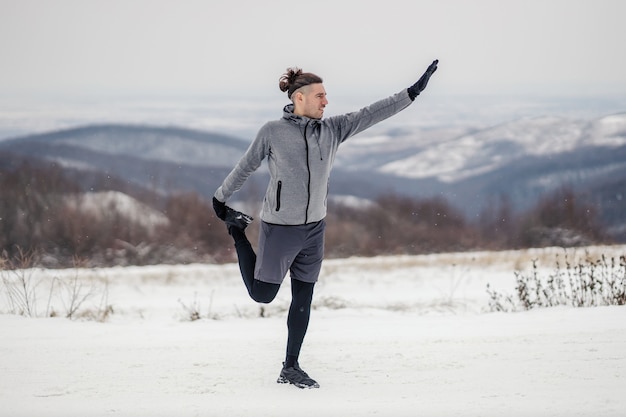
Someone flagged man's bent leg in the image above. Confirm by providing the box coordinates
[232,228,280,304]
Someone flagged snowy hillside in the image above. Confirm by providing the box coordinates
[2,245,625,416]
[347,113,626,181]
[4,113,626,183]
[0,124,251,169]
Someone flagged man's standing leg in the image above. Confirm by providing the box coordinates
[277,220,324,388]
[285,278,315,367]
[278,278,319,388]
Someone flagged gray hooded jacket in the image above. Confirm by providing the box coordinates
[214,88,414,225]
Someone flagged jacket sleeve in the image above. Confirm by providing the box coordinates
[325,89,413,143]
[214,125,269,202]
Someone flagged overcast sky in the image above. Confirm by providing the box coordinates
[1,0,625,100]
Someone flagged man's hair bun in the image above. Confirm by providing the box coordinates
[278,67,323,99]
[279,67,303,94]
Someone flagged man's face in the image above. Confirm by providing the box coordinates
[296,83,328,119]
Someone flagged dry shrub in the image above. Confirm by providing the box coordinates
[487,252,626,312]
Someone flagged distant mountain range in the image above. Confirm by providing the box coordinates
[1,113,625,240]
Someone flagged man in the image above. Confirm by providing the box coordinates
[213,60,439,388]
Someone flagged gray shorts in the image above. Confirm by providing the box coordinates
[254,220,325,284]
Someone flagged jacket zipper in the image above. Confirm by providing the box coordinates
[303,121,311,224]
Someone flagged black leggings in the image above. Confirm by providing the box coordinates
[234,237,315,359]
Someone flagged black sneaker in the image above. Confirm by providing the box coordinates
[277,362,320,389]
[223,207,253,232]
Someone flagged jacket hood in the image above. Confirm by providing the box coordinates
[282,104,321,126]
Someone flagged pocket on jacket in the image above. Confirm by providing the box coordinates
[276,180,282,211]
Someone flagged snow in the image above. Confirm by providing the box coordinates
[2,245,626,416]
[65,191,169,229]
[589,114,626,147]
[328,194,377,210]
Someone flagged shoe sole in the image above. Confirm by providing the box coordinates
[277,375,320,389]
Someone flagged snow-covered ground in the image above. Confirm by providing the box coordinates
[2,245,626,417]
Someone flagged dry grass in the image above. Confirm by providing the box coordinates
[322,244,626,275]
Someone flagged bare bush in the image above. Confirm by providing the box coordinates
[487,252,626,312]
[178,293,203,321]
[1,248,41,316]
[1,249,112,320]
[55,258,97,319]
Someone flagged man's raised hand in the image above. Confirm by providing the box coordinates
[408,59,439,100]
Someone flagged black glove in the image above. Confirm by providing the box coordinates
[408,59,439,100]
[212,197,227,220]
